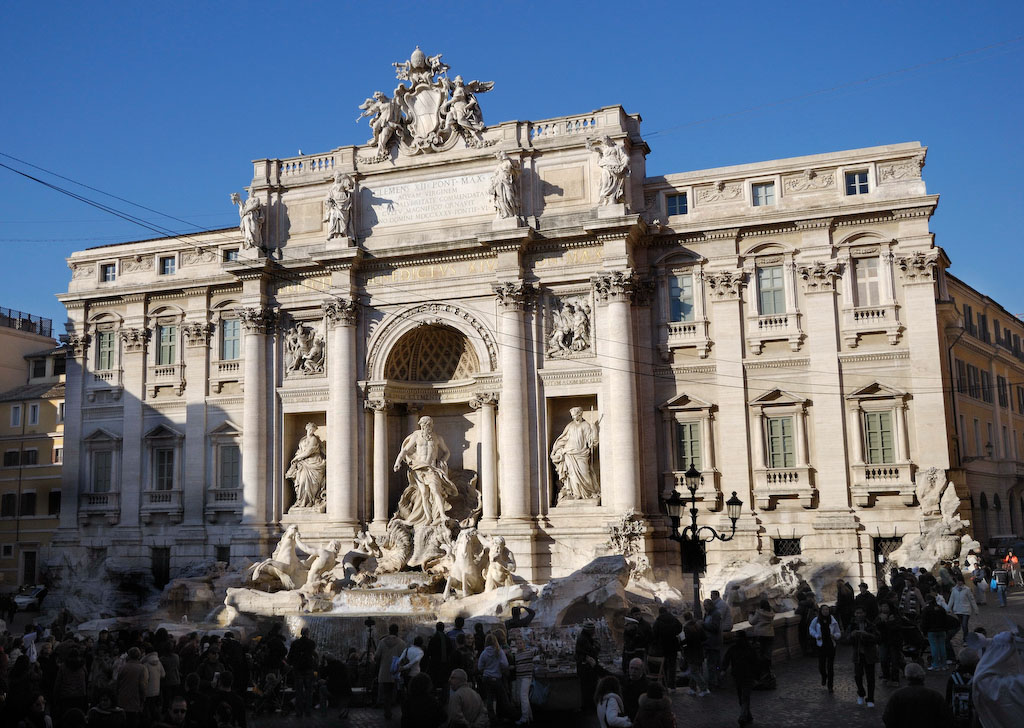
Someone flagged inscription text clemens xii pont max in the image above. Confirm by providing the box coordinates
[362,173,493,227]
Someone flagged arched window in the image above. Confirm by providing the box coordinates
[980,492,988,510]
[994,493,1002,511]
[385,325,479,382]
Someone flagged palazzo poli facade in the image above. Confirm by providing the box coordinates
[52,49,1008,590]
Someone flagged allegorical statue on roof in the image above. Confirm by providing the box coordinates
[357,47,496,162]
[586,136,630,206]
[323,172,355,241]
[230,189,265,251]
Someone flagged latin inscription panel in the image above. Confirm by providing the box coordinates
[360,173,492,228]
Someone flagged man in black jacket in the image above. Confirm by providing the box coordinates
[651,606,683,691]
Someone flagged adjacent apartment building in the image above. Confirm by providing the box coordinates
[0,311,62,587]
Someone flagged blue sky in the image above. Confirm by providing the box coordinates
[1,2,1022,328]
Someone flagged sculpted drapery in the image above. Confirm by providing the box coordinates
[393,416,459,526]
[550,407,601,501]
[286,422,327,511]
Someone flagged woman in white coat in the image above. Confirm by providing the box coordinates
[594,675,632,728]
[947,575,979,640]
[808,604,842,692]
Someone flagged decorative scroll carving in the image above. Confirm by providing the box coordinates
[469,392,499,410]
[706,270,747,300]
[797,261,841,292]
[181,249,218,266]
[895,250,939,282]
[878,155,925,183]
[493,281,536,310]
[236,306,277,333]
[784,169,835,193]
[284,320,326,376]
[546,297,592,358]
[182,322,214,347]
[120,327,150,353]
[323,298,359,327]
[67,333,90,358]
[121,255,153,273]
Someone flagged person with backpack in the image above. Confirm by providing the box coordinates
[808,604,841,693]
[921,596,950,670]
[898,576,925,620]
[650,608,682,692]
[875,601,908,687]
[945,647,978,727]
[424,622,451,701]
[992,567,1009,607]
[947,577,978,641]
[721,631,757,726]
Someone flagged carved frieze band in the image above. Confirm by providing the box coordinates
[237,306,278,333]
[706,270,747,300]
[469,392,499,410]
[323,298,359,327]
[493,281,537,311]
[120,327,150,354]
[797,261,841,293]
[182,322,215,347]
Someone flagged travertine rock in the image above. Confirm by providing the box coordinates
[531,555,630,627]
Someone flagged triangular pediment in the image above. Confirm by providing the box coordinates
[847,382,906,400]
[209,420,242,436]
[661,392,713,411]
[750,388,806,406]
[83,427,121,443]
[143,424,184,441]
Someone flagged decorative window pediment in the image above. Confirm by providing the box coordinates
[847,382,907,402]
[209,421,242,438]
[750,388,807,408]
[83,427,122,444]
[143,424,184,441]
[661,392,714,412]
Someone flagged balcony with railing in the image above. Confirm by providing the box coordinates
[146,363,185,397]
[78,491,120,525]
[841,302,903,347]
[0,307,52,338]
[141,489,184,524]
[746,312,804,354]
[662,319,712,359]
[205,488,242,523]
[210,358,242,394]
[662,469,722,509]
[752,465,814,509]
[851,462,915,506]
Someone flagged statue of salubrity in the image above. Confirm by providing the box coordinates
[286,422,327,512]
[550,407,602,503]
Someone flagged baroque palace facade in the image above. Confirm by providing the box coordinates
[51,50,1021,589]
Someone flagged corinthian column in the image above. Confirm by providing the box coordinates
[593,271,641,511]
[365,398,390,528]
[470,392,499,523]
[494,282,534,521]
[324,298,360,528]
[237,306,275,524]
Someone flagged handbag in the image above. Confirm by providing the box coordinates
[990,578,999,591]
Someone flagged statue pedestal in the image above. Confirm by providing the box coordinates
[597,202,627,219]
[492,215,523,231]
[325,234,353,250]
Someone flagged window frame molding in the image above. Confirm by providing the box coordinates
[79,427,122,526]
[846,382,915,507]
[146,306,186,397]
[742,248,804,354]
[836,235,902,347]
[654,254,711,359]
[209,300,243,393]
[141,424,184,523]
[659,393,720,507]
[206,420,244,522]
[749,388,813,509]
[86,312,124,395]
[98,260,119,284]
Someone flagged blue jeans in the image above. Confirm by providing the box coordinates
[997,586,1008,607]
[927,631,946,667]
[958,614,971,641]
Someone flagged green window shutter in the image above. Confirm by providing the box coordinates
[767,416,795,468]
[864,411,894,464]
[675,421,702,471]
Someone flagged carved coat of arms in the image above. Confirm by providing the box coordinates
[357,47,495,162]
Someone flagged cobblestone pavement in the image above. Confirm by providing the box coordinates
[250,587,1024,728]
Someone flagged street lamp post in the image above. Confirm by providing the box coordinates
[660,464,743,619]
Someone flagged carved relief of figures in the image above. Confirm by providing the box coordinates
[586,136,629,206]
[284,320,326,376]
[550,407,601,502]
[488,151,520,219]
[324,173,355,240]
[286,423,327,512]
[547,298,592,357]
[393,416,460,527]
[230,191,265,251]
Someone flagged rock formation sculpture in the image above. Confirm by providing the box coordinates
[550,407,601,502]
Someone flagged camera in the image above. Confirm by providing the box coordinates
[364,617,376,628]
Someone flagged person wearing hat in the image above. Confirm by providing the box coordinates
[576,621,602,710]
[853,582,879,620]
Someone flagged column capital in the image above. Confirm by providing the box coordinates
[323,297,359,327]
[364,398,390,412]
[592,269,649,303]
[797,261,841,293]
[493,281,536,310]
[120,327,150,353]
[182,321,214,348]
[469,392,499,409]
[236,305,277,333]
[895,250,941,284]
[66,332,90,359]
[706,269,747,301]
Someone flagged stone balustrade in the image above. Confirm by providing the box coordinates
[753,465,814,509]
[851,462,915,506]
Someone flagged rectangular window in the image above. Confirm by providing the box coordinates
[57,402,64,424]
[28,404,39,426]
[773,538,802,556]
[1003,426,1009,458]
[959,415,966,455]
[962,304,975,335]
[157,325,177,366]
[998,376,1009,408]
[1018,387,1024,413]
[845,170,869,195]
[219,445,241,489]
[220,319,241,360]
[96,330,116,370]
[21,450,37,466]
[53,447,63,464]
[981,371,993,403]
[48,490,61,515]
[752,182,775,207]
[974,419,981,455]
[53,356,65,376]
[1,544,11,558]
[31,359,46,378]
[1014,334,1021,355]
[669,275,695,323]
[93,451,113,493]
[978,314,989,343]
[154,448,175,491]
[757,265,786,315]
[955,359,967,394]
[986,422,993,454]
[215,545,231,564]
[864,411,895,464]
[766,416,795,468]
[152,547,171,589]
[967,365,981,398]
[674,421,702,472]
[159,256,176,275]
[19,492,36,517]
[853,256,880,306]
[223,249,239,262]
[10,405,21,428]
[3,451,18,467]
[0,494,14,517]
[666,193,688,216]
[993,319,1001,344]
[100,263,117,282]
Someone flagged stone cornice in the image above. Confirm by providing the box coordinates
[838,350,910,364]
[538,367,603,386]
[744,357,810,370]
